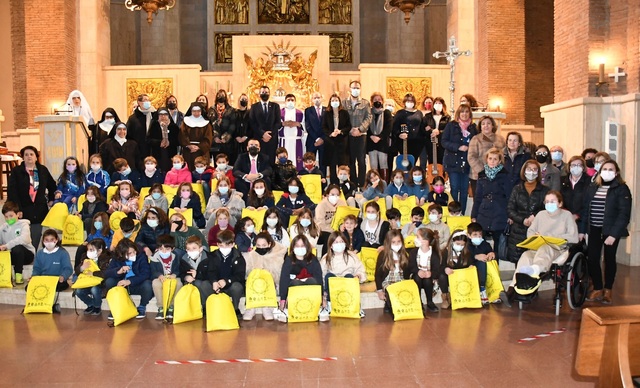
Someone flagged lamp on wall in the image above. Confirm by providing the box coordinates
[384,0,432,24]
[125,0,176,25]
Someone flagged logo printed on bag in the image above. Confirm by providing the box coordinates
[336,289,353,308]
[250,277,268,293]
[31,283,52,301]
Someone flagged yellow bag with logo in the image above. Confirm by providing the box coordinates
[106,286,138,326]
[330,205,360,231]
[363,198,387,220]
[446,215,472,234]
[386,279,424,321]
[449,266,483,310]
[485,260,503,303]
[272,190,284,205]
[137,187,151,209]
[287,284,322,323]
[62,215,84,246]
[393,195,417,225]
[328,277,360,319]
[245,269,278,309]
[168,208,193,227]
[71,258,103,289]
[299,174,322,204]
[24,276,60,313]
[162,278,178,318]
[191,183,206,213]
[109,211,127,231]
[42,203,69,230]
[0,251,13,288]
[106,185,118,203]
[172,283,202,324]
[77,194,86,213]
[205,293,239,331]
[358,247,378,282]
[242,208,267,231]
[162,184,178,205]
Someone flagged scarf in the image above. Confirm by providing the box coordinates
[28,166,39,202]
[459,119,472,137]
[371,110,384,135]
[138,106,156,132]
[484,164,503,180]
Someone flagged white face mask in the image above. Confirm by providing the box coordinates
[254,188,265,197]
[391,244,402,252]
[293,247,307,257]
[332,242,346,253]
[351,88,360,98]
[266,218,278,227]
[104,118,115,126]
[570,166,583,176]
[44,242,57,251]
[525,171,538,182]
[428,214,438,223]
[173,163,182,170]
[414,239,423,248]
[187,250,201,260]
[145,164,156,172]
[219,247,232,256]
[91,164,101,172]
[328,195,339,205]
[452,244,464,253]
[285,101,295,110]
[217,163,227,170]
[195,167,205,174]
[338,174,348,182]
[246,225,255,234]
[86,250,98,260]
[128,254,137,262]
[405,102,415,110]
[147,219,159,228]
[394,178,404,186]
[366,213,377,221]
[600,170,616,182]
[433,103,443,112]
[300,218,311,228]
[330,101,340,109]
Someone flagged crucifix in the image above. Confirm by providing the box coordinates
[433,36,472,113]
[609,67,626,83]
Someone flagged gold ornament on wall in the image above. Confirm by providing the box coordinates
[320,32,353,63]
[258,0,310,24]
[215,0,249,24]
[318,0,351,24]
[385,77,432,110]
[126,78,174,112]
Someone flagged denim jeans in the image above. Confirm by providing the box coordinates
[75,285,103,308]
[448,171,470,214]
[324,273,354,301]
[105,277,153,307]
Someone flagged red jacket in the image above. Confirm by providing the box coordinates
[164,163,192,186]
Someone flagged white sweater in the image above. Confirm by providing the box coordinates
[0,219,35,254]
[320,252,367,282]
[527,208,579,244]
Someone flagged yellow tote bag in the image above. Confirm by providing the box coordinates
[191,183,207,213]
[62,215,84,246]
[72,259,103,289]
[272,190,284,205]
[106,286,138,326]
[446,215,472,234]
[106,185,118,203]
[24,276,60,314]
[485,260,504,303]
[172,283,203,324]
[287,284,322,323]
[77,194,86,213]
[516,235,567,251]
[42,203,69,230]
[299,174,322,204]
[242,208,267,231]
[169,208,193,227]
[449,267,483,310]
[288,215,298,228]
[404,235,416,249]
[386,279,424,321]
[245,269,278,309]
[109,211,127,231]
[363,198,387,220]
[138,187,151,209]
[162,278,178,318]
[0,251,13,288]
[393,196,417,225]
[330,206,360,231]
[162,184,178,206]
[358,247,378,282]
[328,277,361,319]
[206,293,239,331]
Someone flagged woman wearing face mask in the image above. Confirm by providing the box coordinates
[234,94,251,157]
[392,93,424,169]
[374,229,411,313]
[125,93,157,167]
[506,160,550,263]
[580,160,631,305]
[534,145,561,191]
[361,201,390,249]
[366,92,393,182]
[204,177,245,233]
[211,90,237,164]
[94,108,121,155]
[179,103,213,170]
[503,131,531,195]
[438,230,474,309]
[409,227,441,313]
[73,238,111,315]
[136,207,170,257]
[320,231,367,317]
[148,108,180,173]
[168,182,206,229]
[467,116,505,196]
[581,148,598,177]
[242,232,287,321]
[100,123,140,174]
[275,177,316,227]
[322,94,351,185]
[165,95,184,128]
[590,151,611,183]
[422,97,450,167]
[560,156,590,222]
[289,208,320,248]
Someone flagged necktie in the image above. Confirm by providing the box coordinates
[250,158,258,174]
[317,107,321,119]
[263,103,268,114]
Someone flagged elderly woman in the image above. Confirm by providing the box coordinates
[468,116,505,196]
[503,131,531,195]
[148,108,180,172]
[560,155,590,222]
[99,122,139,175]
[180,103,213,170]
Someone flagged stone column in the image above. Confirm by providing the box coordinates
[78,0,111,114]
[140,1,181,65]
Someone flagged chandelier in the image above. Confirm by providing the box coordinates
[384,0,432,24]
[125,0,176,25]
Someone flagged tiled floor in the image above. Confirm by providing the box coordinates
[4,266,640,387]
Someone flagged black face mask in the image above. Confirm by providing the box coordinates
[413,221,422,227]
[535,154,548,164]
[173,220,183,229]
[167,102,177,110]
[240,99,248,107]
[260,93,270,102]
[373,101,383,109]
[216,97,227,104]
[255,247,270,256]
[585,158,595,168]
[248,146,259,156]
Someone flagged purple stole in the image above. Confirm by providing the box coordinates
[279,108,305,170]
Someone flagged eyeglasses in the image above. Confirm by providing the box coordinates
[535,152,548,156]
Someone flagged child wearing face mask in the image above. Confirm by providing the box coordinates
[406,166,429,206]
[212,153,235,188]
[298,152,327,186]
[79,186,109,233]
[335,165,358,207]
[262,208,291,248]
[408,228,441,313]
[272,147,297,192]
[289,208,321,247]
[108,181,140,219]
[246,179,275,210]
[54,156,87,212]
[86,154,110,197]
[235,217,256,253]
[136,207,170,257]
[164,154,192,187]
[169,182,206,228]
[401,207,426,238]
[275,177,316,227]
[149,235,182,320]
[438,230,474,309]
[467,222,495,304]
[207,208,235,247]
[169,214,207,255]
[110,216,141,251]
[340,214,364,253]
[374,230,411,314]
[139,156,165,188]
[361,201,391,249]
[84,212,114,251]
[30,229,73,297]
[362,170,387,203]
[191,156,215,199]
[0,202,36,285]
[204,177,244,234]
[385,208,402,230]
[142,183,169,214]
[427,176,448,206]
[384,169,411,210]
[242,232,287,321]
[424,203,451,251]
[73,238,111,315]
[315,185,348,254]
[110,158,142,191]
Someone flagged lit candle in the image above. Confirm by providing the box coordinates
[598,63,606,83]
[496,105,501,112]
[336,80,340,93]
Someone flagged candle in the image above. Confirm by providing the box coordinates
[496,105,500,112]
[202,80,206,94]
[598,63,606,83]
[216,81,219,91]
[227,80,230,91]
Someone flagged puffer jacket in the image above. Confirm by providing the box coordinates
[503,146,531,194]
[579,180,632,238]
[471,167,511,232]
[506,181,549,262]
[560,173,590,219]
[135,222,171,251]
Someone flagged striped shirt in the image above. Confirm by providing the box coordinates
[590,186,610,227]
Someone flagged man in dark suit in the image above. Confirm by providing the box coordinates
[249,85,282,165]
[304,91,326,172]
[232,139,273,198]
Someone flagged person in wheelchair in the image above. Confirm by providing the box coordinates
[500,191,579,307]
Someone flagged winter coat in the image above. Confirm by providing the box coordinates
[135,223,171,251]
[169,193,205,228]
[104,251,150,287]
[243,243,287,293]
[579,180,632,238]
[506,181,549,262]
[204,189,245,230]
[467,132,506,180]
[503,146,531,194]
[7,162,57,225]
[149,252,181,279]
[560,173,590,219]
[471,168,511,232]
[441,121,478,174]
[164,164,192,186]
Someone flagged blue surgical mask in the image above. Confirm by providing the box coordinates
[195,167,205,174]
[300,219,311,228]
[142,101,151,110]
[545,202,558,213]
[452,244,464,253]
[94,221,103,230]
[412,175,423,183]
[551,151,563,161]
[278,157,288,164]
[288,186,299,194]
[123,232,133,238]
[471,237,484,246]
[151,192,162,200]
[173,163,182,170]
[122,167,131,176]
[218,186,229,195]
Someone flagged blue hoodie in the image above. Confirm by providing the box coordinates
[32,247,73,279]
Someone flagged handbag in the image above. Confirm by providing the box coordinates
[497,224,510,262]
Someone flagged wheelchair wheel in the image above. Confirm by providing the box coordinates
[555,298,561,316]
[566,251,589,309]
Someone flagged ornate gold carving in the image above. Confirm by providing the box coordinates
[215,33,248,64]
[258,0,310,24]
[318,0,351,24]
[215,0,249,24]
[385,78,432,110]
[320,33,353,63]
[126,78,173,112]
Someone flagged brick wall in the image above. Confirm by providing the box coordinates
[11,0,77,129]
[553,0,590,101]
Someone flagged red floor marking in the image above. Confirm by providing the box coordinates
[155,357,338,365]
[518,327,567,343]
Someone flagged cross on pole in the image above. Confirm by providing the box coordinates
[608,67,626,83]
[433,36,471,114]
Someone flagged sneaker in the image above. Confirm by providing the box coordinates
[242,308,256,321]
[15,273,23,284]
[136,306,146,319]
[107,313,114,321]
[91,307,102,316]
[480,289,489,305]
[326,301,332,313]
[83,306,94,315]
[262,307,274,321]
[319,307,330,322]
[274,308,288,323]
[52,303,61,314]
[155,308,164,320]
[359,309,366,318]
[166,307,173,319]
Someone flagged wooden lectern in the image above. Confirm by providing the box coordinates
[33,115,89,179]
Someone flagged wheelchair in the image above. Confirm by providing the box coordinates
[513,242,589,315]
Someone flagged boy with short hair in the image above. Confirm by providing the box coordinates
[272,147,297,191]
[386,208,402,230]
[31,229,73,297]
[178,236,209,298]
[110,217,141,251]
[342,214,364,253]
[467,222,495,304]
[192,156,215,199]
[212,153,235,188]
[424,203,450,251]
[0,202,36,284]
[140,156,165,188]
[111,158,141,191]
[446,200,472,235]
[337,165,357,207]
[150,235,183,319]
[298,152,326,185]
[401,206,426,238]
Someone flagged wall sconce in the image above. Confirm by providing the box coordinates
[596,62,608,97]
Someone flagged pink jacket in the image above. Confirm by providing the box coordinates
[164,164,192,186]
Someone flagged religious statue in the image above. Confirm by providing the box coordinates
[258,0,309,24]
[237,0,249,24]
[319,0,351,24]
[215,0,249,24]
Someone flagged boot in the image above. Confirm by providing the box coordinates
[440,293,450,309]
[380,169,389,183]
[499,286,515,308]
[586,289,603,302]
[602,289,612,304]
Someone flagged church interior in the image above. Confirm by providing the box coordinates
[0,0,639,386]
